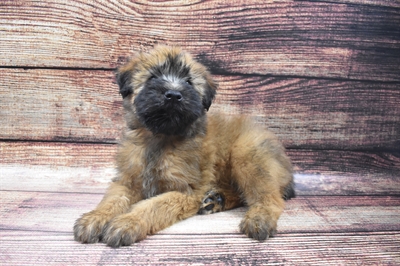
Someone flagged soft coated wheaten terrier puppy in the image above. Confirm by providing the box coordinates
[74,46,295,247]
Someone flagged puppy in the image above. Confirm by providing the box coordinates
[74,46,295,247]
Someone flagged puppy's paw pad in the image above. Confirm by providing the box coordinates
[198,190,225,214]
[239,216,277,241]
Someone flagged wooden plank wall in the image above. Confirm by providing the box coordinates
[1,0,399,191]
[1,0,399,265]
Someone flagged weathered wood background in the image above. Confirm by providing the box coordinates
[1,0,399,265]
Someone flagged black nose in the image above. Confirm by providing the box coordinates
[164,90,183,101]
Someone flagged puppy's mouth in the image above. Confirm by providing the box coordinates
[134,85,204,136]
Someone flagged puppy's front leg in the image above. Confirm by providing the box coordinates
[102,191,200,247]
[74,182,140,243]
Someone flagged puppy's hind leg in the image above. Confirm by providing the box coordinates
[230,135,293,241]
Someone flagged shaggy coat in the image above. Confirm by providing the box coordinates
[74,46,295,247]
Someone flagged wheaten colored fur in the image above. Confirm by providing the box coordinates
[74,46,294,247]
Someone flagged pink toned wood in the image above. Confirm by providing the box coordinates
[0,1,399,81]
[0,191,399,265]
[0,142,117,168]
[0,69,124,143]
[1,191,399,234]
[1,142,399,195]
[0,231,399,265]
[1,0,399,264]
[2,69,399,149]
[2,164,399,196]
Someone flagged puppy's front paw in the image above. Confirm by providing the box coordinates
[102,214,147,247]
[198,190,225,214]
[239,213,277,241]
[73,211,109,243]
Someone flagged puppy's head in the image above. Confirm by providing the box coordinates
[116,46,217,136]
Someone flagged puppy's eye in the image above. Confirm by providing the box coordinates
[186,80,192,86]
[149,75,156,81]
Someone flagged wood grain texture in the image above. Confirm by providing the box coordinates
[290,150,400,177]
[215,76,400,150]
[0,69,124,143]
[2,164,399,196]
[0,0,399,81]
[0,191,399,265]
[1,0,399,265]
[0,232,398,265]
[1,142,399,195]
[1,191,399,234]
[0,142,117,168]
[2,69,399,149]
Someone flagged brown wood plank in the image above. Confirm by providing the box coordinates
[1,142,399,195]
[0,165,110,194]
[2,69,399,149]
[0,1,399,81]
[0,231,399,265]
[291,150,400,196]
[214,76,400,150]
[0,69,124,143]
[291,150,400,176]
[2,163,399,196]
[1,191,399,265]
[328,0,400,7]
[0,142,117,168]
[295,173,400,196]
[1,191,399,234]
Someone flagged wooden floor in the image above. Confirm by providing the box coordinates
[1,162,399,265]
[1,0,400,265]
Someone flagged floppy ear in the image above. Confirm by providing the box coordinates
[202,73,217,111]
[116,56,142,98]
[116,68,133,98]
